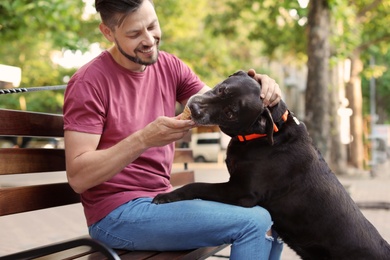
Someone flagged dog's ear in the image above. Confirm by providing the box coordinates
[262,108,275,145]
[260,100,288,145]
[253,107,275,145]
[229,70,247,78]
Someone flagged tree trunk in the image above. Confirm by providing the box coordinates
[305,0,330,156]
[328,62,348,174]
[345,51,365,169]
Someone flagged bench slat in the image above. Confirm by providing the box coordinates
[0,148,65,174]
[0,183,80,216]
[178,244,229,260]
[118,244,229,260]
[173,148,194,164]
[170,171,195,187]
[39,245,230,260]
[0,237,120,260]
[119,250,195,260]
[0,109,64,137]
[118,251,160,260]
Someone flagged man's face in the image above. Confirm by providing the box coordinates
[104,0,162,70]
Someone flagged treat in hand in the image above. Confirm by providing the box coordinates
[181,105,192,120]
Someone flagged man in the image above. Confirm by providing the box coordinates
[63,0,283,259]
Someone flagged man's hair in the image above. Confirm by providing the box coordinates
[95,0,153,30]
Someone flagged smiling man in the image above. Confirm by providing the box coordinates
[63,0,283,259]
[98,0,161,70]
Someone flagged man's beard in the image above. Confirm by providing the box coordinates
[115,38,159,66]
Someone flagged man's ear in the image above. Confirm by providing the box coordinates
[99,23,115,42]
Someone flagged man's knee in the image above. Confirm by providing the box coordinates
[244,206,273,233]
[252,206,272,223]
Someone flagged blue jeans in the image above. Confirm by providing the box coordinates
[89,197,283,260]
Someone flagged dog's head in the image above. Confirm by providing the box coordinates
[188,70,287,144]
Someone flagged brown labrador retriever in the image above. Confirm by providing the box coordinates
[153,71,390,259]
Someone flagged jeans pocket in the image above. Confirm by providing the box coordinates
[91,224,135,250]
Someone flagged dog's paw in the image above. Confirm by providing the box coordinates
[152,193,179,204]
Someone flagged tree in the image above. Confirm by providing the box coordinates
[0,0,99,112]
[0,1,100,51]
[338,0,390,169]
[203,0,390,172]
[201,0,335,158]
[362,49,390,124]
[305,0,331,157]
[155,0,267,85]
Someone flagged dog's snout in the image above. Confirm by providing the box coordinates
[189,102,202,118]
[187,100,212,125]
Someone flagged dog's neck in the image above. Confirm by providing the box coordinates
[236,110,288,142]
[228,100,289,145]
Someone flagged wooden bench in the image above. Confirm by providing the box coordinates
[0,108,227,259]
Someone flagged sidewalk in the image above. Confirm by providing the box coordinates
[0,161,389,258]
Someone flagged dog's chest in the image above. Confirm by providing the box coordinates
[225,139,274,174]
[225,130,308,179]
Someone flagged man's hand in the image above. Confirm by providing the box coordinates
[248,69,281,107]
[139,116,195,148]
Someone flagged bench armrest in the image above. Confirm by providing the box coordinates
[0,237,120,260]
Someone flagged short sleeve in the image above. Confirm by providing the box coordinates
[63,76,106,134]
[166,54,205,103]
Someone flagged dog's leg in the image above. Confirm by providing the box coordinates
[152,182,258,207]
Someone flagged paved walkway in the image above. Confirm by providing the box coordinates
[1,161,389,259]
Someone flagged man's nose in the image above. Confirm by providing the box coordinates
[142,31,155,45]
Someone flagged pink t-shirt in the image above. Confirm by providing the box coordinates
[63,50,204,226]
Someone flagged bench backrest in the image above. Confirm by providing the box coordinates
[0,108,194,217]
[0,109,78,216]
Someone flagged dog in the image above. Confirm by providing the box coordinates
[153,71,390,259]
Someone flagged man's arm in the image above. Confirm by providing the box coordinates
[65,116,195,194]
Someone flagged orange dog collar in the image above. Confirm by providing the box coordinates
[237,110,288,142]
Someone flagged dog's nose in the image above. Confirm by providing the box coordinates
[189,103,202,118]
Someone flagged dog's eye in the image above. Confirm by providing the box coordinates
[218,87,224,94]
[225,110,235,119]
[226,111,234,119]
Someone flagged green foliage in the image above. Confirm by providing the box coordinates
[203,0,307,59]
[0,0,389,121]
[155,0,266,86]
[0,0,100,50]
[0,0,99,112]
[0,65,76,113]
[362,49,390,123]
[346,0,390,122]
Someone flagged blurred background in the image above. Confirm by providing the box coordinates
[0,0,389,175]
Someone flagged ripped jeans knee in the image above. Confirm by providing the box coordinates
[268,229,284,260]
